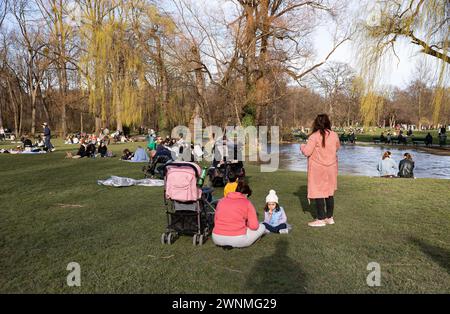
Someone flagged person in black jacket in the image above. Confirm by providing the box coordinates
[66,140,87,158]
[85,143,96,157]
[425,133,433,146]
[98,141,108,157]
[398,153,414,178]
[42,122,54,151]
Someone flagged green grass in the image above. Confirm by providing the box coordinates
[0,139,449,293]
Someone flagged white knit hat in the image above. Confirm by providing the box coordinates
[265,189,278,203]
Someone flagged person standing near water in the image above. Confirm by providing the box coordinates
[300,114,340,227]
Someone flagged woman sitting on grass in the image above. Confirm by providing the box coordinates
[66,140,87,159]
[97,141,108,158]
[377,151,397,178]
[212,181,266,248]
[121,148,133,160]
[398,153,414,178]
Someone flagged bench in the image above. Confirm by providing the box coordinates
[0,132,15,141]
[412,138,426,145]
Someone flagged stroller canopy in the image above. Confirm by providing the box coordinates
[164,162,202,202]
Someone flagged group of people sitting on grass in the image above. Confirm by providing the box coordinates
[377,151,415,178]
[66,139,113,159]
[0,135,48,154]
[212,179,290,249]
[143,131,206,178]
[65,128,135,147]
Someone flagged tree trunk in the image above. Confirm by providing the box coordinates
[80,112,83,133]
[95,115,102,134]
[116,98,123,132]
[0,95,3,128]
[31,93,36,136]
[7,79,18,136]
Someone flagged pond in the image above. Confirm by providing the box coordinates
[271,144,450,179]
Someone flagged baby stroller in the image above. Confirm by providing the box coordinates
[208,141,245,187]
[208,160,245,187]
[161,161,216,246]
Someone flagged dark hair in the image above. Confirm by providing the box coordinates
[404,153,412,160]
[227,173,238,183]
[264,203,280,212]
[312,114,332,147]
[236,181,252,197]
[382,151,390,160]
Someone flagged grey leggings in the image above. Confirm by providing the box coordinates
[212,224,266,248]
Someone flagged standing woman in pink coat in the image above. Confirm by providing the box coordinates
[300,114,340,227]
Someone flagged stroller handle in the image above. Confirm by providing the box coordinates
[162,162,201,178]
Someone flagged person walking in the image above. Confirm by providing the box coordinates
[42,122,54,152]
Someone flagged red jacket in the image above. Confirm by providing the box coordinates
[213,192,259,236]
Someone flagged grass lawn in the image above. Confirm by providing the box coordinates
[0,140,449,293]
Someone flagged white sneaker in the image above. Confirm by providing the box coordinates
[279,228,289,234]
[51,148,56,152]
[308,219,326,227]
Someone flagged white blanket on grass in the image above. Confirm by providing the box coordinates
[97,176,164,187]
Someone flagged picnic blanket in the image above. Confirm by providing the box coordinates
[97,176,164,187]
[0,149,46,154]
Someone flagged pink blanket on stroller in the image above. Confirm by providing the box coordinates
[165,162,202,202]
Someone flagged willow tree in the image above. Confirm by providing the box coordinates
[356,0,450,125]
[77,0,147,133]
[130,1,176,131]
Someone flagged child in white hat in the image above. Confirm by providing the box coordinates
[263,190,289,234]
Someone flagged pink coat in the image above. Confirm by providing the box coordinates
[300,130,340,199]
[213,192,260,236]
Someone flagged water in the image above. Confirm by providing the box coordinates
[271,144,450,179]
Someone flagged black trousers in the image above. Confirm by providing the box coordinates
[315,196,334,220]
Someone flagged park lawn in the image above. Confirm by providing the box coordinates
[0,140,449,293]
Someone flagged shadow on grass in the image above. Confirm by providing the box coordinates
[294,185,316,219]
[244,239,307,293]
[410,237,450,274]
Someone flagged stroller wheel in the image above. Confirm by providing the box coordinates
[192,234,198,246]
[161,233,167,244]
[198,234,204,246]
[167,233,174,245]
